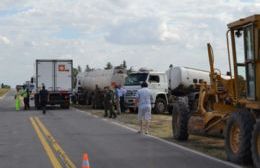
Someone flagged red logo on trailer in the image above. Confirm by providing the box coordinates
[58,65,69,72]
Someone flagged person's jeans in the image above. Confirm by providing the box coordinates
[120,97,125,113]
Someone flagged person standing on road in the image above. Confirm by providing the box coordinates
[115,84,126,114]
[136,82,153,134]
[119,85,126,113]
[39,86,49,114]
[104,86,117,118]
[21,85,27,110]
[115,85,121,115]
[15,88,21,111]
[23,88,30,110]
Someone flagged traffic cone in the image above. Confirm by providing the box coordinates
[82,153,90,168]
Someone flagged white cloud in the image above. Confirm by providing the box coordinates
[0,35,10,45]
[0,0,258,86]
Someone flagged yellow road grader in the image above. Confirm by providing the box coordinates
[172,15,260,167]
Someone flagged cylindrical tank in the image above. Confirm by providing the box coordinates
[77,68,127,91]
[166,66,210,90]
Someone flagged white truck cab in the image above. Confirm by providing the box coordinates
[124,69,168,113]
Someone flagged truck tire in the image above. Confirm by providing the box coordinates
[225,110,255,164]
[167,105,173,115]
[251,121,260,168]
[61,103,70,109]
[154,97,167,114]
[71,95,77,104]
[172,101,190,141]
[129,107,137,113]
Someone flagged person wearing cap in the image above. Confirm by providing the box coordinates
[136,82,153,134]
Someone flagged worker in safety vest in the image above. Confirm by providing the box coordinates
[15,88,22,111]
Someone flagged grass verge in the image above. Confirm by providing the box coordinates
[0,88,9,97]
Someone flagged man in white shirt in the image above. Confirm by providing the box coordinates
[136,82,153,134]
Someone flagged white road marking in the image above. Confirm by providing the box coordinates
[72,107,241,168]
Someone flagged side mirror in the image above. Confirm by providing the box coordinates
[226,71,231,76]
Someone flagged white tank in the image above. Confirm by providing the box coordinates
[77,68,127,91]
[166,66,210,90]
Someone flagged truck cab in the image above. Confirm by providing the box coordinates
[124,69,168,113]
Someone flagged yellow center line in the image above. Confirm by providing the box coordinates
[34,117,76,168]
[30,117,62,168]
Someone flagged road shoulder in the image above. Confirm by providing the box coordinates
[72,107,241,168]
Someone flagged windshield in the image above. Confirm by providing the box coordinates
[125,73,148,86]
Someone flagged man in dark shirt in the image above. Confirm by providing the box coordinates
[39,86,49,114]
[24,88,30,110]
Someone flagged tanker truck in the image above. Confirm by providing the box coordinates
[74,67,127,108]
[166,66,211,114]
[124,66,210,113]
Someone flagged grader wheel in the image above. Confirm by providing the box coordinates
[225,111,255,164]
[230,123,240,154]
[252,121,260,168]
[171,101,190,141]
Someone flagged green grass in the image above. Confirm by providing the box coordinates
[0,88,9,97]
[74,105,226,160]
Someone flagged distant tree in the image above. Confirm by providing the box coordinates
[85,65,92,72]
[77,65,82,73]
[1,83,10,89]
[122,60,127,69]
[72,67,79,89]
[105,62,113,70]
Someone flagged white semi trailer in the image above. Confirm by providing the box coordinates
[124,66,210,113]
[34,59,73,109]
[75,67,127,107]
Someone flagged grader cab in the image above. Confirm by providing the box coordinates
[172,15,260,167]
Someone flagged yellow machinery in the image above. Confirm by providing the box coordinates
[172,15,260,167]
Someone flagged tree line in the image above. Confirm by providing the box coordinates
[1,83,10,89]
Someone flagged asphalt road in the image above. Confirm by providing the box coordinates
[0,90,241,168]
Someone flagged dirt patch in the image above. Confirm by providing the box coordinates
[0,88,9,97]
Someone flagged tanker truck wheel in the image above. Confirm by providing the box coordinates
[129,107,137,113]
[251,121,260,168]
[171,101,190,141]
[154,97,167,114]
[225,110,255,164]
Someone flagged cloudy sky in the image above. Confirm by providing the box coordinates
[0,0,259,87]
